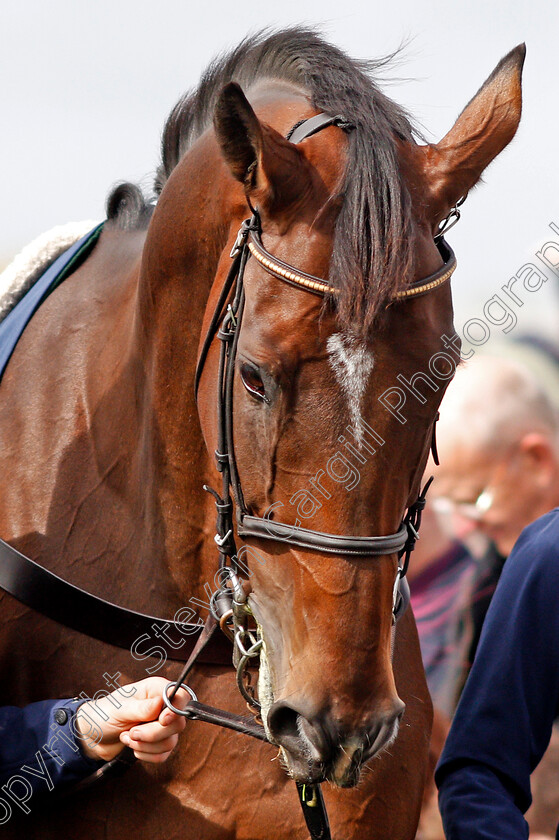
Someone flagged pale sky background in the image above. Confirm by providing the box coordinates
[1,0,558,342]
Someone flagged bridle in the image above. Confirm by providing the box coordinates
[163,113,458,838]
[188,201,455,656]
[192,112,457,594]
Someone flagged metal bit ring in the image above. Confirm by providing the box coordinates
[236,654,262,710]
[162,682,198,717]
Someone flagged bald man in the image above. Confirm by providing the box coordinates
[433,355,559,839]
[431,355,559,557]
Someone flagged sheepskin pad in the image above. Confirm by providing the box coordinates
[0,221,99,323]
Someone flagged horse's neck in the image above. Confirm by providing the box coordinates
[133,148,231,607]
[0,146,229,617]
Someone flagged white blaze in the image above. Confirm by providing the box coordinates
[327,333,374,445]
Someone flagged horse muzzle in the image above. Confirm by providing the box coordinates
[266,698,405,787]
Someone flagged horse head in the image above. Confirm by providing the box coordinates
[192,39,524,787]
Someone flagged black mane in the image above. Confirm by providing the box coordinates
[127,29,419,326]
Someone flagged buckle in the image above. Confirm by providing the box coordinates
[435,194,467,241]
[230,219,251,257]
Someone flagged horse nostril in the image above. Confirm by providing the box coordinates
[267,701,327,758]
[267,702,300,744]
[268,701,336,759]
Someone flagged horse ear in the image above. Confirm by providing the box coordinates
[419,44,525,228]
[213,82,307,210]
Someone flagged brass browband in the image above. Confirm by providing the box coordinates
[247,229,457,300]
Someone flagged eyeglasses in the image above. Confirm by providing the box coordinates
[431,453,515,523]
[431,487,495,522]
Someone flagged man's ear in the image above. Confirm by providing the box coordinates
[213,82,309,212]
[419,44,525,231]
[519,432,556,487]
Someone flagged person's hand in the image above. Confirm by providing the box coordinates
[75,677,188,763]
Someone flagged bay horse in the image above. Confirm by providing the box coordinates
[0,29,523,840]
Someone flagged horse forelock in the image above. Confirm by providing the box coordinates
[154,28,419,329]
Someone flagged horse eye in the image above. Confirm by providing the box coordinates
[239,362,269,403]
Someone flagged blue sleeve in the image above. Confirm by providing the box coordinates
[438,763,529,839]
[0,698,104,800]
[435,510,559,840]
